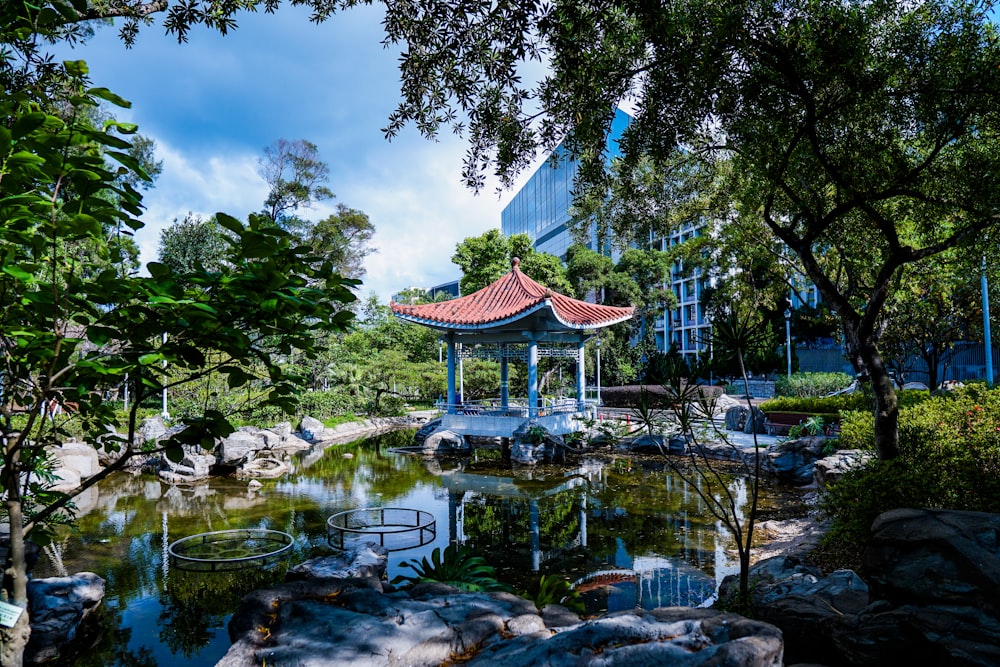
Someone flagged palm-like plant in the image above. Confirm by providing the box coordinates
[391,545,513,592]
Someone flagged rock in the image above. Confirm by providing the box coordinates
[630,433,666,454]
[466,610,784,667]
[813,450,873,490]
[765,436,828,485]
[47,441,100,480]
[237,456,290,479]
[725,405,750,431]
[247,480,263,492]
[286,544,389,582]
[743,407,767,434]
[832,601,1000,667]
[901,381,930,391]
[274,433,312,452]
[721,556,868,665]
[298,416,327,442]
[270,421,293,438]
[220,582,784,667]
[422,428,467,455]
[137,415,168,446]
[413,418,443,445]
[217,430,266,465]
[863,508,1000,612]
[26,572,105,664]
[511,421,564,465]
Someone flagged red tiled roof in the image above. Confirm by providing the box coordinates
[390,258,634,331]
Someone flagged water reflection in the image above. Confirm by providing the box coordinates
[36,430,750,667]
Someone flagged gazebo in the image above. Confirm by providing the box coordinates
[390,258,633,437]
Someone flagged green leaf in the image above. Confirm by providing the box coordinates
[88,87,131,108]
[216,212,244,235]
[164,444,184,464]
[10,113,47,139]
[62,60,89,77]
[3,265,35,281]
[138,353,164,365]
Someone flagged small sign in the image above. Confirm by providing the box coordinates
[0,601,24,628]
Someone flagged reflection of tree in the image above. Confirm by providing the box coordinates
[294,430,432,505]
[462,491,581,565]
[47,604,156,667]
[159,568,284,657]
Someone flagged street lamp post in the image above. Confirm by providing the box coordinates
[784,308,792,379]
[983,257,994,385]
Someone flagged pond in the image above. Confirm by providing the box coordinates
[36,429,770,667]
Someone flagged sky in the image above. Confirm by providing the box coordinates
[55,5,538,303]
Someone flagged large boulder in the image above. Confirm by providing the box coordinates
[217,429,268,465]
[725,405,750,431]
[298,416,328,442]
[413,418,443,446]
[862,508,1000,612]
[421,428,468,455]
[743,407,767,434]
[765,436,828,485]
[219,580,784,667]
[748,509,1000,666]
[721,556,868,663]
[286,544,388,582]
[813,450,873,490]
[26,572,105,664]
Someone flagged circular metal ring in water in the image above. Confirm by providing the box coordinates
[168,529,294,572]
[327,507,436,552]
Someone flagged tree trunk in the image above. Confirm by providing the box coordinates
[845,327,900,460]
[2,497,29,667]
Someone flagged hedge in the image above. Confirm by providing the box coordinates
[600,384,724,408]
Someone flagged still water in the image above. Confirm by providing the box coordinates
[37,429,753,667]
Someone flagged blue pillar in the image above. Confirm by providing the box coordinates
[447,335,456,413]
[984,257,994,385]
[576,339,586,411]
[500,354,509,410]
[530,498,540,571]
[528,337,539,419]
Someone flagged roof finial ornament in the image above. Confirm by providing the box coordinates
[512,257,520,270]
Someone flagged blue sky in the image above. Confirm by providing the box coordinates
[57,6,535,302]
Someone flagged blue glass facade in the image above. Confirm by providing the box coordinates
[501,109,632,259]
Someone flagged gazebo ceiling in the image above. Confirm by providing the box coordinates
[390,258,634,335]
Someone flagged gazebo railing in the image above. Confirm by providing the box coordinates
[435,396,582,417]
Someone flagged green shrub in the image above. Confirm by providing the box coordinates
[760,394,870,414]
[775,372,854,398]
[837,410,874,450]
[392,545,513,592]
[820,385,1000,552]
[760,389,930,417]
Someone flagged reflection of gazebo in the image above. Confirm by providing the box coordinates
[432,460,603,571]
[390,259,633,437]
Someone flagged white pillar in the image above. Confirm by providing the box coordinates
[447,336,457,413]
[528,338,539,419]
[576,339,586,411]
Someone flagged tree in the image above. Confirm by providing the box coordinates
[880,255,982,390]
[452,230,570,296]
[157,213,230,274]
[0,63,356,665]
[258,138,334,229]
[372,0,1000,460]
[305,204,376,279]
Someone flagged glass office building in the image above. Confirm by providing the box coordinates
[501,108,632,259]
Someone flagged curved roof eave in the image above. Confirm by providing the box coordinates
[395,299,632,333]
